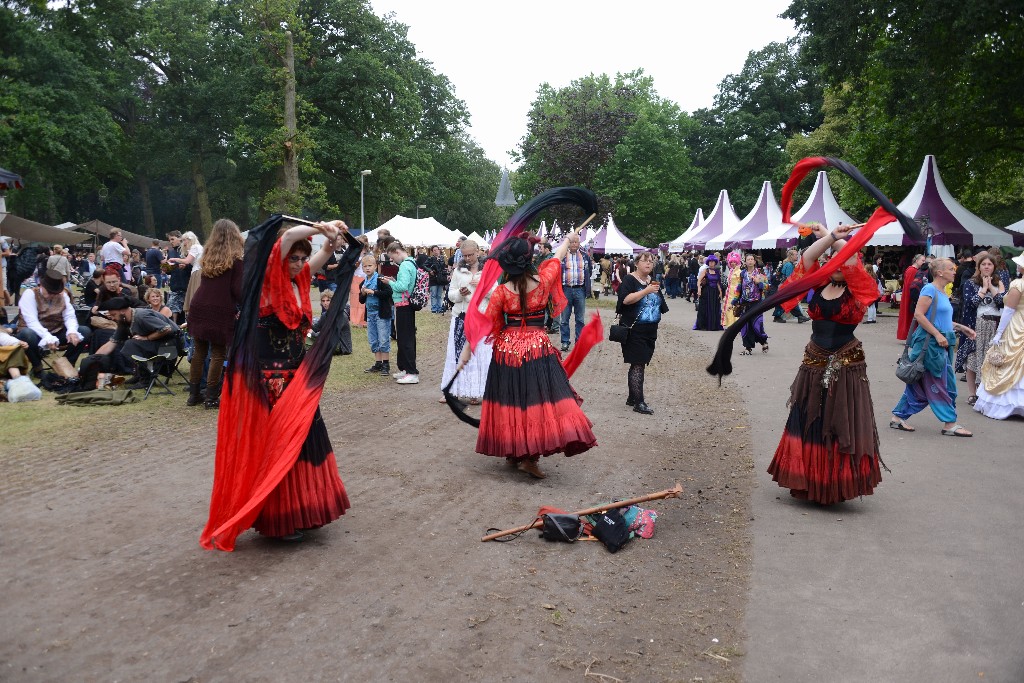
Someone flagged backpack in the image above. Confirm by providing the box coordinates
[408,267,431,311]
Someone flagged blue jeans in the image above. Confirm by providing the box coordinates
[430,284,444,312]
[560,285,586,346]
[367,309,391,353]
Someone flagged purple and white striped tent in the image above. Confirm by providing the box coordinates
[1003,218,1024,247]
[707,181,783,251]
[752,172,856,250]
[683,190,741,250]
[669,209,704,251]
[588,215,647,254]
[867,155,1014,248]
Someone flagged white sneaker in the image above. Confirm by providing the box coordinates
[396,374,419,384]
[392,370,407,379]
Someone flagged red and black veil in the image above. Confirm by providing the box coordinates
[200,216,362,551]
[707,157,923,380]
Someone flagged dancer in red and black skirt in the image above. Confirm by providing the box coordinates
[708,156,926,506]
[472,227,597,478]
[201,217,360,550]
[766,222,886,503]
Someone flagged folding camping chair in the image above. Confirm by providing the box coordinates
[130,338,184,399]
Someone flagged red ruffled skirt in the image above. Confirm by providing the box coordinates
[767,340,884,504]
[252,369,350,536]
[476,327,597,459]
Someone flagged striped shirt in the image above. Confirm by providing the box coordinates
[562,251,585,287]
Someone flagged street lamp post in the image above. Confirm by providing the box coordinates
[360,169,372,232]
[416,204,426,219]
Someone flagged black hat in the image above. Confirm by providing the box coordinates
[491,232,538,277]
[99,296,131,312]
[40,269,64,294]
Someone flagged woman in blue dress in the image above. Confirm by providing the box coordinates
[616,252,669,415]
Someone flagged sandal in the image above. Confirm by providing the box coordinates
[739,349,753,356]
[966,395,978,406]
[762,343,769,354]
[941,424,973,437]
[889,419,915,432]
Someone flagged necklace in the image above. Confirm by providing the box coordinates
[829,278,847,288]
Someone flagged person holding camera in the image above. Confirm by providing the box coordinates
[615,252,668,415]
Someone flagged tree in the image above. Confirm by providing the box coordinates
[784,0,1024,225]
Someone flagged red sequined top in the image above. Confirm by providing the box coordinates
[483,259,566,338]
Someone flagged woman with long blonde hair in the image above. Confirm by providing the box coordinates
[186,219,244,408]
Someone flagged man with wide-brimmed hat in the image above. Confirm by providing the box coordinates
[15,269,91,376]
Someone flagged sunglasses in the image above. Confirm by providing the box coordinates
[288,255,310,264]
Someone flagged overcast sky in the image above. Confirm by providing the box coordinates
[369,0,798,168]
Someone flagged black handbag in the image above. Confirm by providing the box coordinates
[538,513,583,542]
[588,509,631,553]
[895,298,937,385]
[609,322,632,343]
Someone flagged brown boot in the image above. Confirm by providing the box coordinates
[517,458,546,479]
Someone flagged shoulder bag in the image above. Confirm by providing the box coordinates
[895,296,937,384]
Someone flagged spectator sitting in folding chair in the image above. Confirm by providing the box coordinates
[83,297,179,390]
[15,269,91,377]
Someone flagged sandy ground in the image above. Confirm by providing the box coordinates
[1,300,753,683]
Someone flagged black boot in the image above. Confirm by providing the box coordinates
[204,382,221,409]
[364,361,383,373]
[379,360,391,377]
[187,383,204,406]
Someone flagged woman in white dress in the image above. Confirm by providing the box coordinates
[439,239,493,404]
[974,255,1024,420]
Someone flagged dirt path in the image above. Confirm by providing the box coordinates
[0,303,753,683]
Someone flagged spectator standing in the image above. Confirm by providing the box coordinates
[175,231,204,315]
[772,248,810,323]
[559,233,589,352]
[381,242,419,384]
[186,218,244,408]
[425,245,447,313]
[0,235,11,304]
[46,245,72,287]
[896,254,927,340]
[348,235,369,328]
[358,254,392,375]
[165,231,189,322]
[78,252,97,279]
[100,229,129,270]
[440,239,492,403]
[145,240,164,288]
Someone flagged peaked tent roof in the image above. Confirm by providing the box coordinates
[465,230,490,248]
[494,168,517,207]
[73,219,168,250]
[1,213,91,245]
[751,172,857,249]
[683,190,741,250]
[537,220,548,239]
[868,155,1014,247]
[363,215,460,247]
[1003,218,1024,247]
[668,209,704,251]
[588,215,648,254]
[708,181,783,250]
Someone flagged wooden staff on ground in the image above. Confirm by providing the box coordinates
[481,482,684,542]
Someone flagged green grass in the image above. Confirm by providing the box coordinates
[0,295,451,453]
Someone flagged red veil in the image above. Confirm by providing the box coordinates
[200,217,362,551]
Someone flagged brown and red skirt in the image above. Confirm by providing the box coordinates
[767,339,885,504]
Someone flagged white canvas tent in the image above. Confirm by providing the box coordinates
[587,215,647,254]
[683,191,740,250]
[362,216,461,247]
[465,231,490,248]
[867,155,1015,248]
[707,181,783,251]
[751,172,856,249]
[668,209,704,251]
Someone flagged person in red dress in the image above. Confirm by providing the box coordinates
[463,225,597,479]
[897,254,926,341]
[201,218,357,550]
[766,223,887,504]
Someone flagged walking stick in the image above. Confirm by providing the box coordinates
[481,482,684,542]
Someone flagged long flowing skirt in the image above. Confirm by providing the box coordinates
[694,288,723,331]
[739,310,767,350]
[476,327,597,459]
[440,313,492,400]
[349,272,366,327]
[767,340,883,504]
[251,365,349,537]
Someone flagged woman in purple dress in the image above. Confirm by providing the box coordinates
[733,254,770,354]
[694,255,726,331]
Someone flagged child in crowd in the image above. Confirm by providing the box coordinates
[358,254,392,375]
[310,289,352,356]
